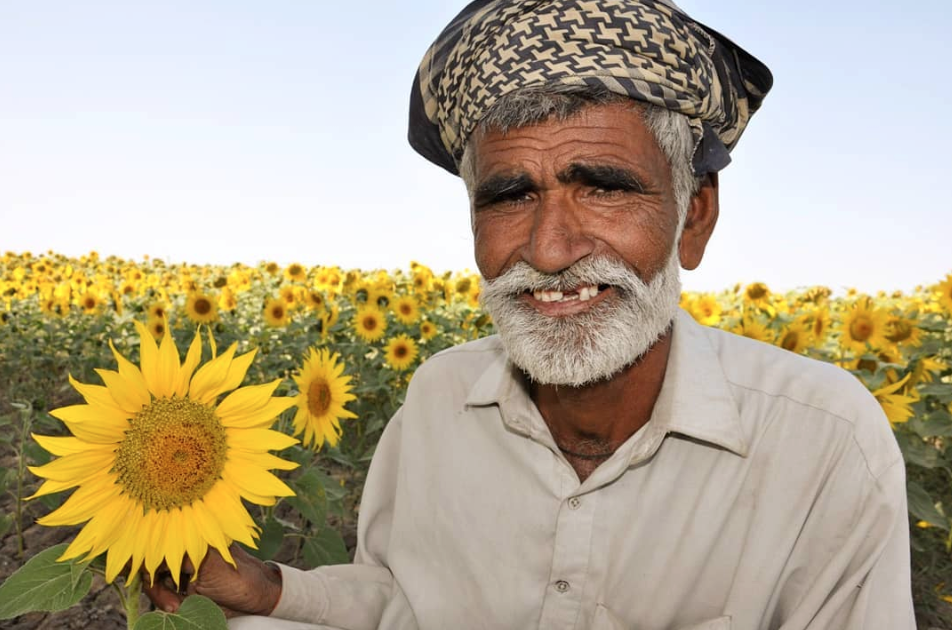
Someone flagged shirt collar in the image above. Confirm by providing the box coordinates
[463,309,748,458]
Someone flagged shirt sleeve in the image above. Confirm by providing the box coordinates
[778,455,917,630]
[267,408,407,628]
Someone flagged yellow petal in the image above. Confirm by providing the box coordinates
[162,509,186,590]
[31,434,88,457]
[144,510,169,579]
[134,320,162,395]
[226,428,298,453]
[29,449,115,483]
[223,460,295,499]
[230,451,298,472]
[48,404,129,443]
[175,331,203,397]
[219,395,296,430]
[180,504,209,578]
[188,343,238,403]
[109,340,152,406]
[68,376,128,416]
[190,501,235,567]
[203,483,257,547]
[152,327,182,399]
[215,379,282,418]
[34,476,121,525]
[217,349,257,395]
[28,477,79,499]
[94,369,150,415]
[106,515,141,583]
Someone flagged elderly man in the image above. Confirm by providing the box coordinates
[146,1,915,628]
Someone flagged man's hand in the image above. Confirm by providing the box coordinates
[142,544,282,618]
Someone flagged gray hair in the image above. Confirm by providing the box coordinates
[458,84,702,229]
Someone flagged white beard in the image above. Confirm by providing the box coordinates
[479,249,682,387]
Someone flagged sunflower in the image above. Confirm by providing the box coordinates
[284,263,307,283]
[185,292,218,324]
[305,290,327,313]
[420,320,438,341]
[291,348,356,449]
[79,291,100,314]
[838,296,888,354]
[146,317,167,340]
[28,322,298,587]
[218,287,238,312]
[392,295,421,325]
[731,317,774,343]
[147,301,168,321]
[871,374,917,425]
[384,334,419,371]
[936,273,952,314]
[353,306,387,342]
[776,321,811,355]
[884,314,921,347]
[688,295,721,326]
[263,297,290,327]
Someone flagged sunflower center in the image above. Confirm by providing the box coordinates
[194,298,212,315]
[781,331,799,351]
[362,315,377,331]
[394,345,408,359]
[849,316,873,342]
[307,379,332,416]
[114,397,227,511]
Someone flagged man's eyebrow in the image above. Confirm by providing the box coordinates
[557,163,648,193]
[472,173,536,208]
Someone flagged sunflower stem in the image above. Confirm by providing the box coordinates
[118,571,142,629]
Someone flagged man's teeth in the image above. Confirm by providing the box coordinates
[532,286,601,303]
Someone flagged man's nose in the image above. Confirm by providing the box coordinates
[522,194,595,274]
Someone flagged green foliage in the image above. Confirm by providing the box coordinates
[0,544,93,619]
[132,596,227,630]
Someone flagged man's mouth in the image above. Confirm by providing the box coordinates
[530,284,606,303]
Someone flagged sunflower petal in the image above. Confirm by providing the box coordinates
[94,369,150,415]
[31,434,89,457]
[134,320,162,396]
[226,428,298,452]
[203,483,257,547]
[191,501,235,567]
[217,349,257,395]
[153,327,182,399]
[220,396,297,430]
[188,343,238,404]
[223,461,295,499]
[163,509,186,590]
[109,340,152,406]
[29,449,116,483]
[180,504,209,578]
[215,379,283,419]
[48,404,129,443]
[175,331,203,397]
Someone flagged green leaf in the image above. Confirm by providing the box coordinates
[912,408,952,438]
[286,468,328,527]
[246,516,284,562]
[897,433,941,469]
[302,527,350,568]
[917,383,952,401]
[133,595,227,630]
[0,543,93,619]
[907,482,950,531]
[0,514,13,539]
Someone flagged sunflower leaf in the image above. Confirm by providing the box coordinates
[0,543,93,619]
[907,482,950,532]
[302,527,350,568]
[286,468,328,527]
[132,595,227,630]
[246,516,284,562]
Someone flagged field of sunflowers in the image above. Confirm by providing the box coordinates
[0,250,950,628]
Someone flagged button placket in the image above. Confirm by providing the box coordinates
[568,496,582,510]
[554,580,571,593]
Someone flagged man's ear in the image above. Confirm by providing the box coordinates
[678,172,719,271]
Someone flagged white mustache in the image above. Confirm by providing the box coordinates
[482,257,646,296]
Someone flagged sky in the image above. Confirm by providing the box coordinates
[1,1,950,295]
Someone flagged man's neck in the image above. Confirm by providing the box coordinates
[530,330,673,480]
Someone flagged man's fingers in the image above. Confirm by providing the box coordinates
[141,576,184,613]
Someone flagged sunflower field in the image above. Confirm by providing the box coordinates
[0,250,950,629]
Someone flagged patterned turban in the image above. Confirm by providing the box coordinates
[408,0,773,176]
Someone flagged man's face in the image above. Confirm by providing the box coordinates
[470,102,686,385]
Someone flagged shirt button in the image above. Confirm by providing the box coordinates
[568,497,582,510]
[555,580,570,593]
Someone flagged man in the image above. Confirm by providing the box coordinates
[147,1,916,628]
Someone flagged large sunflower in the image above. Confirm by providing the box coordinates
[392,295,421,325]
[291,348,356,449]
[263,297,290,327]
[29,323,298,587]
[384,334,419,371]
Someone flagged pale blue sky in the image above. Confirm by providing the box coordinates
[1,1,949,294]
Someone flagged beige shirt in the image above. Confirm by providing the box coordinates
[271,310,915,630]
